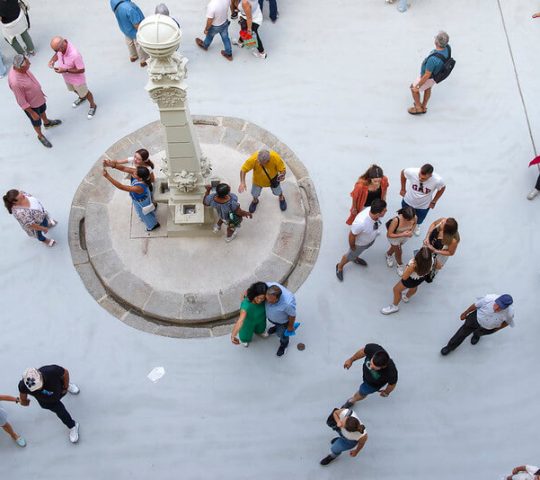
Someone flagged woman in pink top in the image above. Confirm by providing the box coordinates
[3,189,58,247]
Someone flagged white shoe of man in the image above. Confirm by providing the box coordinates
[527,189,539,200]
[67,383,80,394]
[413,225,420,236]
[69,422,80,443]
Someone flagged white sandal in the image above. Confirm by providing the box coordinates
[44,238,56,247]
[48,218,58,228]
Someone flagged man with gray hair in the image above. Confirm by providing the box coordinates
[408,31,452,115]
[239,149,287,213]
[48,36,97,119]
[8,54,61,148]
[264,282,297,357]
[155,3,180,28]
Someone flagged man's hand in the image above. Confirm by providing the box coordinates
[54,67,66,73]
[238,182,246,193]
[533,13,540,18]
[48,60,55,68]
[19,398,30,407]
[350,450,359,457]
[231,336,239,345]
[460,312,467,321]
[405,230,413,237]
[379,390,390,398]
[399,188,406,197]
[343,358,353,369]
[204,29,209,34]
[429,201,437,209]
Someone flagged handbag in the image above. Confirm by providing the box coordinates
[142,203,155,215]
[261,164,280,189]
[239,29,258,49]
[326,407,353,431]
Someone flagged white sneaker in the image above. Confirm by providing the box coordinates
[401,292,410,303]
[232,39,244,48]
[413,225,420,236]
[257,332,269,338]
[396,264,404,276]
[212,223,221,233]
[240,342,249,347]
[385,254,394,267]
[252,50,267,59]
[67,383,80,395]
[527,189,539,200]
[69,423,80,443]
[225,230,238,242]
[381,304,399,315]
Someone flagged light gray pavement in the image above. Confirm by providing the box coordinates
[0,1,539,479]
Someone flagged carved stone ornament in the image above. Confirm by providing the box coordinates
[148,54,188,82]
[200,156,212,178]
[149,87,186,108]
[172,170,198,192]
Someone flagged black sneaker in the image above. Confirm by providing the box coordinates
[440,346,451,356]
[248,200,258,213]
[276,345,286,357]
[147,222,160,232]
[470,335,480,345]
[44,119,62,128]
[341,400,354,409]
[320,455,335,466]
[267,326,277,335]
[38,135,52,148]
[335,264,343,282]
[353,258,368,266]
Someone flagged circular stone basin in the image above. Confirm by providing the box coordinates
[68,116,321,338]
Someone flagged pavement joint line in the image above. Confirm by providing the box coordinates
[271,252,294,266]
[497,0,538,162]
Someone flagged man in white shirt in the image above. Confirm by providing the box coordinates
[400,164,445,235]
[195,0,233,61]
[336,199,387,281]
[320,408,368,466]
[441,294,514,356]
[507,465,540,480]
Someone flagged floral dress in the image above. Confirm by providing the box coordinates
[11,192,48,238]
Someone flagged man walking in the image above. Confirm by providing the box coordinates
[336,199,387,281]
[319,407,368,466]
[408,31,451,114]
[48,36,97,119]
[18,365,80,443]
[258,0,278,22]
[239,149,287,213]
[441,294,514,356]
[342,343,398,408]
[265,282,296,357]
[400,164,445,236]
[196,0,233,61]
[8,54,61,148]
[110,0,148,67]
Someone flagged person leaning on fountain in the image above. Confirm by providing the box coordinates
[204,183,252,242]
[238,149,287,214]
[102,164,160,232]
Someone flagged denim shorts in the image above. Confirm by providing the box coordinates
[359,382,379,396]
[24,103,47,127]
[251,183,282,198]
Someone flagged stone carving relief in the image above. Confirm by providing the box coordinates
[149,87,186,108]
[200,156,212,178]
[172,170,198,193]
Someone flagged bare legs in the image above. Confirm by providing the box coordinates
[386,244,403,266]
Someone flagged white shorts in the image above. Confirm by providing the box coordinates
[0,407,7,426]
[388,237,409,247]
[413,77,436,93]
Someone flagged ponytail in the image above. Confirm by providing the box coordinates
[136,148,154,170]
[3,189,19,214]
[136,167,153,192]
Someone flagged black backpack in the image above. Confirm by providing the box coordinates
[428,45,455,84]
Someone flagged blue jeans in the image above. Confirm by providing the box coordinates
[0,53,6,77]
[36,218,50,242]
[359,382,379,396]
[270,322,289,348]
[258,0,278,21]
[132,196,158,230]
[203,21,232,56]
[330,436,358,457]
[398,0,408,12]
[401,199,429,225]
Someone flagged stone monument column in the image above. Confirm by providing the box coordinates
[137,14,212,234]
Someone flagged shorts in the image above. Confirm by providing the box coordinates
[0,407,7,427]
[66,82,89,97]
[388,236,408,247]
[413,77,436,93]
[24,103,47,127]
[401,276,425,288]
[251,183,282,198]
[359,382,379,396]
[345,239,375,262]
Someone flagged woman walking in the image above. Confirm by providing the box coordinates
[231,282,268,347]
[0,0,34,55]
[380,246,433,315]
[346,165,389,225]
[0,395,26,447]
[423,217,460,277]
[236,0,267,59]
[3,189,57,247]
[385,206,417,276]
[102,166,160,231]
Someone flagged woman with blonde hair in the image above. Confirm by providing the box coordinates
[423,217,460,276]
[346,165,389,225]
[381,246,433,315]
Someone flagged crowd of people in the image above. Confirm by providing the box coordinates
[0,1,536,477]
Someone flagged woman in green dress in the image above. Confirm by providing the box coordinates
[231,282,268,347]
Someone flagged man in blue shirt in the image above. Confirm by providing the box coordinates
[110,0,149,67]
[265,282,296,357]
[408,31,450,115]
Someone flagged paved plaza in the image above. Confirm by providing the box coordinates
[1,1,539,479]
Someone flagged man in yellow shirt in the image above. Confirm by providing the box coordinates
[238,149,287,213]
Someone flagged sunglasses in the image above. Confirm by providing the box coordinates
[373,221,380,230]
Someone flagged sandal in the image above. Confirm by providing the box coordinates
[48,218,58,228]
[44,238,56,247]
[408,106,426,115]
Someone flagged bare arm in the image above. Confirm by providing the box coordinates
[460,303,477,321]
[430,186,446,208]
[231,309,247,344]
[423,218,441,245]
[400,262,415,281]
[0,395,19,403]
[19,392,30,406]
[495,321,509,332]
[62,369,70,392]
[400,170,407,196]
[348,231,357,251]
[430,238,459,257]
[350,433,368,457]
[238,170,247,193]
[413,71,433,88]
[242,0,253,31]
[380,383,396,397]
[204,17,213,33]
[48,53,58,68]
[102,169,143,193]
[344,347,366,369]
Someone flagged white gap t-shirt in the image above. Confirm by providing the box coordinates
[403,167,445,209]
[206,0,230,26]
[339,409,366,442]
[351,208,379,247]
